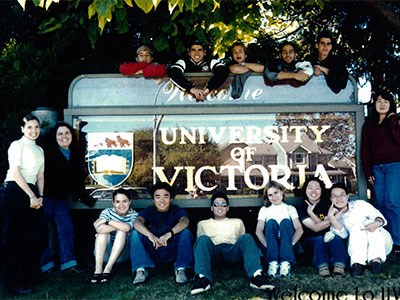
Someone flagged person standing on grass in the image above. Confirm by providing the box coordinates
[191,192,274,295]
[131,182,194,285]
[361,90,400,256]
[0,114,48,295]
[255,181,303,277]
[328,182,393,276]
[39,122,88,275]
[91,188,138,284]
[297,177,348,277]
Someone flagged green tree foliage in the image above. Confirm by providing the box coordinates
[18,0,400,95]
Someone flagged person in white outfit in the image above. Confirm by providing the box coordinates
[328,182,393,276]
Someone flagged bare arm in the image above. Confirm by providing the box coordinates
[292,218,303,245]
[133,216,161,248]
[277,70,310,82]
[255,220,267,248]
[302,217,330,232]
[94,218,131,234]
[155,216,190,248]
[229,63,264,74]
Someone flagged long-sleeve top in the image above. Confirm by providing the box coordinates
[331,200,387,239]
[167,57,228,92]
[5,136,44,185]
[119,62,167,78]
[305,53,348,94]
[361,115,400,178]
[42,143,82,201]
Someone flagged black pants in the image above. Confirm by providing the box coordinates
[1,181,48,291]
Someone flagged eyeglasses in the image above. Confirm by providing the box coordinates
[331,194,347,200]
[213,202,228,207]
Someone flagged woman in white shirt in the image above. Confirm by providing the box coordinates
[256,181,303,277]
[0,114,47,295]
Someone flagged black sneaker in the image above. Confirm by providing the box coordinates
[250,274,275,290]
[351,263,365,276]
[370,261,382,274]
[190,275,211,295]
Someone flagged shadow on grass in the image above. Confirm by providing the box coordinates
[1,254,400,299]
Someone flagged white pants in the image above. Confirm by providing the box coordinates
[348,227,393,266]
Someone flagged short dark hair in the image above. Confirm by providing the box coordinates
[210,192,229,206]
[150,182,174,199]
[187,39,206,51]
[329,182,349,196]
[280,41,297,53]
[113,188,131,201]
[21,114,40,127]
[316,30,335,47]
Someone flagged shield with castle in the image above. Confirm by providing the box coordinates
[87,132,134,187]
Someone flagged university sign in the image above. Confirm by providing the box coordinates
[66,74,365,198]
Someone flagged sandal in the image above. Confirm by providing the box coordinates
[100,273,112,283]
[90,273,102,284]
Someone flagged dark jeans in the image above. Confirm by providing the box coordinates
[130,229,194,272]
[1,181,48,291]
[41,197,77,271]
[303,234,348,269]
[194,234,262,282]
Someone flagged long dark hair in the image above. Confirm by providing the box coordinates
[369,90,397,125]
[301,177,328,203]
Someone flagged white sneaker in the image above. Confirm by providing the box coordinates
[279,261,291,277]
[133,269,148,285]
[324,231,335,243]
[267,261,279,277]
[175,269,188,284]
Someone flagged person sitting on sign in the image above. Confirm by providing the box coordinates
[263,41,313,87]
[227,42,264,99]
[190,192,274,295]
[91,188,138,284]
[119,45,167,78]
[130,182,194,285]
[167,39,229,102]
[305,31,348,94]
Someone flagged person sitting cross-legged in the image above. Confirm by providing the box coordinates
[191,192,274,295]
[131,182,194,285]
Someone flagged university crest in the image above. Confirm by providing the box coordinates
[87,132,134,187]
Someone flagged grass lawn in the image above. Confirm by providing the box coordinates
[1,253,399,300]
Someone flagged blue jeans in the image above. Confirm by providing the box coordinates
[193,234,262,282]
[265,219,295,263]
[372,162,400,245]
[130,229,194,272]
[303,235,348,268]
[41,197,77,272]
